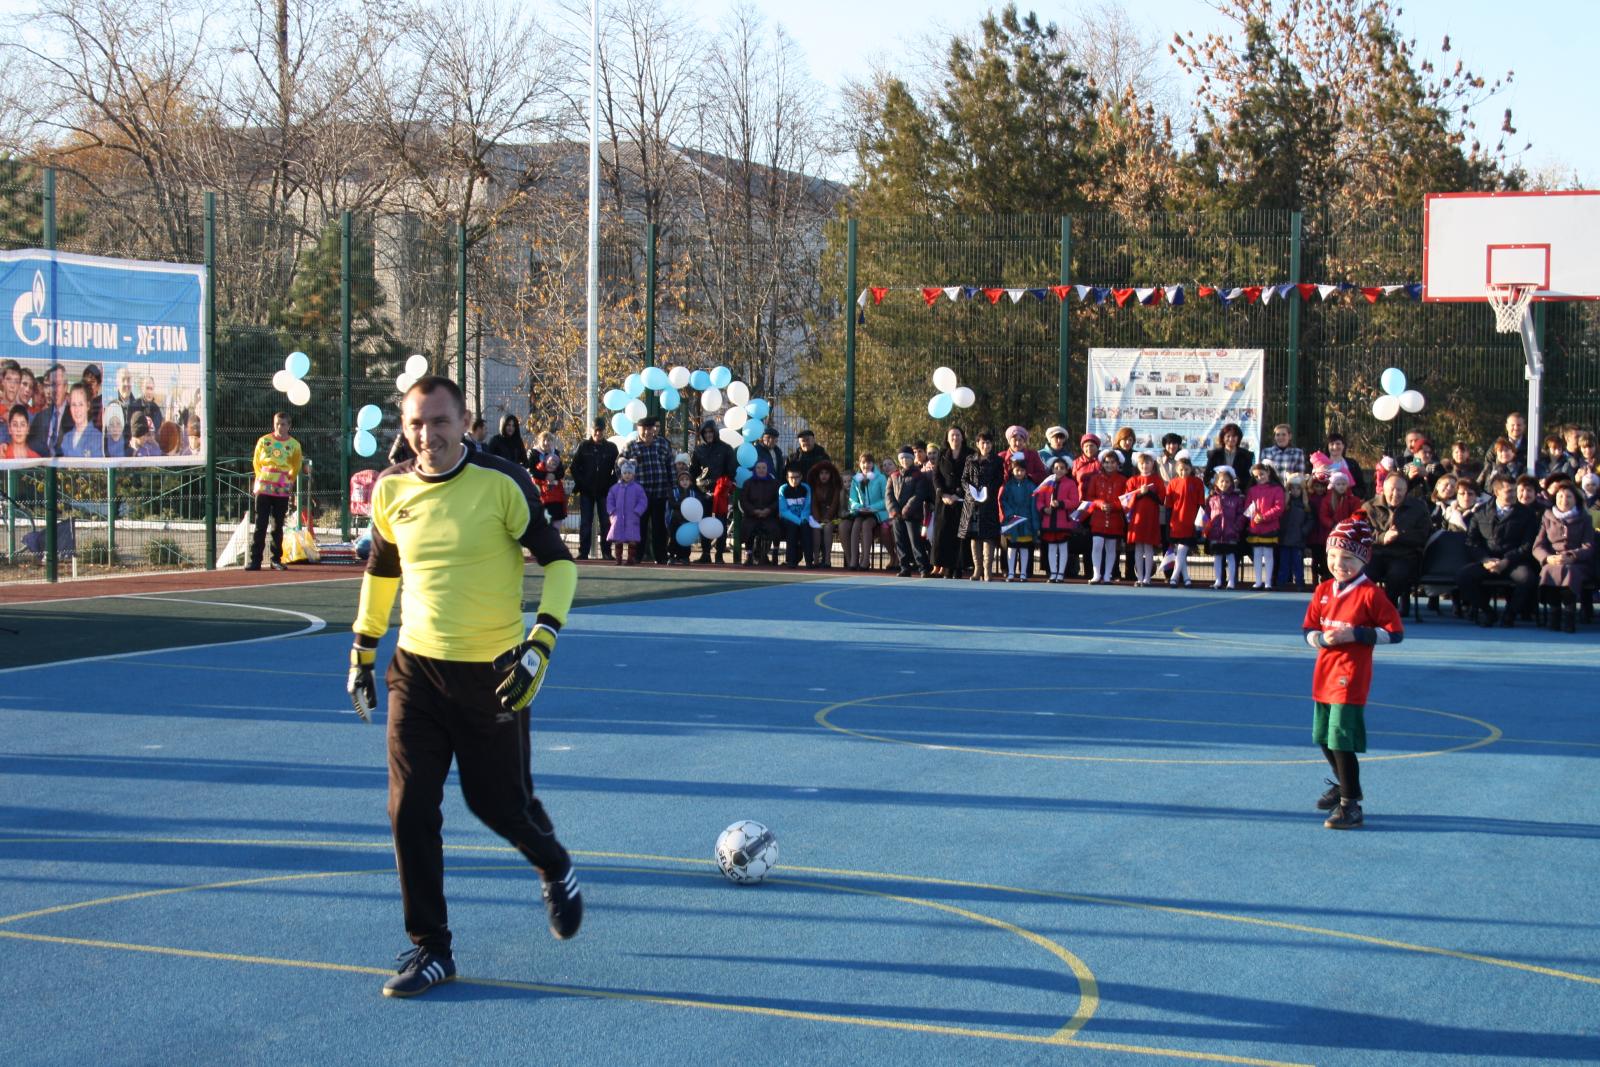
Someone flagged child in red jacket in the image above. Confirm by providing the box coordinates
[1085,449,1127,584]
[1124,451,1165,586]
[1303,511,1404,830]
[1245,461,1286,589]
[1163,452,1206,586]
[1034,455,1082,583]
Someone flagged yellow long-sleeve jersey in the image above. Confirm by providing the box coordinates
[251,433,303,496]
[353,447,577,661]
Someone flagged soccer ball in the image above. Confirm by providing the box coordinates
[715,820,778,884]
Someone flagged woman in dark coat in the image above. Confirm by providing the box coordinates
[1533,481,1595,633]
[959,429,1007,581]
[931,426,974,578]
[485,414,529,468]
[1205,423,1256,492]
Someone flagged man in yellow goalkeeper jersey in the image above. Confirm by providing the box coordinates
[346,375,581,998]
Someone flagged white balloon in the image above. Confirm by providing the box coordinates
[952,386,976,408]
[726,380,751,407]
[725,406,748,430]
[608,434,632,451]
[668,365,692,389]
[681,497,705,523]
[1372,394,1401,421]
[286,379,311,406]
[1398,389,1426,414]
[405,354,429,378]
[932,366,959,394]
[395,373,415,393]
[719,427,744,448]
[624,398,649,423]
[271,369,292,392]
[701,386,723,412]
[698,516,724,540]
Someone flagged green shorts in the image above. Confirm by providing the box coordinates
[1313,702,1367,753]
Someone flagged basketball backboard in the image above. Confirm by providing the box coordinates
[1422,190,1600,302]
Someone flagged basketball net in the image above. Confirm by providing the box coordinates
[1487,283,1536,333]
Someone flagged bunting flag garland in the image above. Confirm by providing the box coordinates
[854,279,1425,316]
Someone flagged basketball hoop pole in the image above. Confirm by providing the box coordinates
[1521,311,1544,474]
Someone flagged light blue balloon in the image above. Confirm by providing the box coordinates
[690,370,712,391]
[356,404,382,430]
[928,393,954,419]
[353,429,377,457]
[624,373,646,398]
[736,443,758,468]
[642,366,669,391]
[611,412,634,436]
[735,467,753,488]
[660,386,681,411]
[287,351,310,379]
[746,398,770,420]
[710,366,733,389]
[1380,367,1407,397]
[603,388,629,411]
[742,419,765,441]
[675,523,700,547]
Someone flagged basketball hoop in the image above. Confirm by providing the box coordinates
[1487,283,1536,333]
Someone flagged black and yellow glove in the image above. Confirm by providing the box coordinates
[493,623,558,713]
[347,639,378,722]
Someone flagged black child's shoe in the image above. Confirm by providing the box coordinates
[543,867,583,940]
[1324,801,1364,830]
[1315,779,1342,811]
[382,946,456,998]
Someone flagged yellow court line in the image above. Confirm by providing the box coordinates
[810,586,1184,647]
[2,835,1595,992]
[1104,591,1270,626]
[814,686,1503,765]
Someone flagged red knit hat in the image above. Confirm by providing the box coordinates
[1327,510,1375,563]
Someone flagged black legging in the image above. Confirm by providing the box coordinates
[1321,745,1362,802]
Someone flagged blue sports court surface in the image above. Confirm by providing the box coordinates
[1,569,1596,1065]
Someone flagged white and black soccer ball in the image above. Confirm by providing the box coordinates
[715,820,778,884]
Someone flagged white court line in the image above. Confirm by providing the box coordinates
[0,595,326,675]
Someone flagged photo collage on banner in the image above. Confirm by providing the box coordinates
[1,250,207,468]
[1086,348,1265,454]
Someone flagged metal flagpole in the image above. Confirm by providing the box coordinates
[585,0,600,431]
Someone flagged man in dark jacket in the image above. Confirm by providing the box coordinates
[788,428,831,480]
[570,416,619,559]
[1364,472,1431,607]
[623,417,676,563]
[1456,473,1540,626]
[690,420,737,563]
[886,446,933,577]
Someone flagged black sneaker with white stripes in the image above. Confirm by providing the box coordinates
[382,946,456,998]
[1315,779,1342,811]
[542,867,583,940]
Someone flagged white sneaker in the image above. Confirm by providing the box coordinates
[1227,579,1238,589]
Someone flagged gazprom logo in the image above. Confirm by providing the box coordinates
[10,267,124,351]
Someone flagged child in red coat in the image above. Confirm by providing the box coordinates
[1124,451,1165,586]
[1244,462,1286,589]
[1163,452,1206,587]
[1303,511,1404,830]
[1085,449,1127,584]
[1034,455,1082,583]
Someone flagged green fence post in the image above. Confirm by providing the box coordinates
[204,192,218,568]
[43,168,58,582]
[340,210,353,540]
[107,467,117,564]
[1287,210,1304,438]
[1058,216,1071,429]
[844,218,858,464]
[456,221,468,388]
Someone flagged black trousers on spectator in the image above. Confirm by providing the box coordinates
[249,493,290,566]
[386,647,570,955]
[638,496,670,562]
[578,490,610,559]
[1364,553,1419,605]
[893,517,929,572]
[1456,561,1537,616]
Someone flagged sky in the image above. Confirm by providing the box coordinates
[733,0,1594,187]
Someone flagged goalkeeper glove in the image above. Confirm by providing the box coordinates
[494,623,558,713]
[347,640,378,722]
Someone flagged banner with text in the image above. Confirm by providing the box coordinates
[2,249,207,469]
[1086,348,1264,456]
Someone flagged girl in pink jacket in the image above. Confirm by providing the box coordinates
[1244,462,1286,589]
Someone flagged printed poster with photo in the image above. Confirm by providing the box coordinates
[1086,348,1265,455]
[1,249,207,469]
